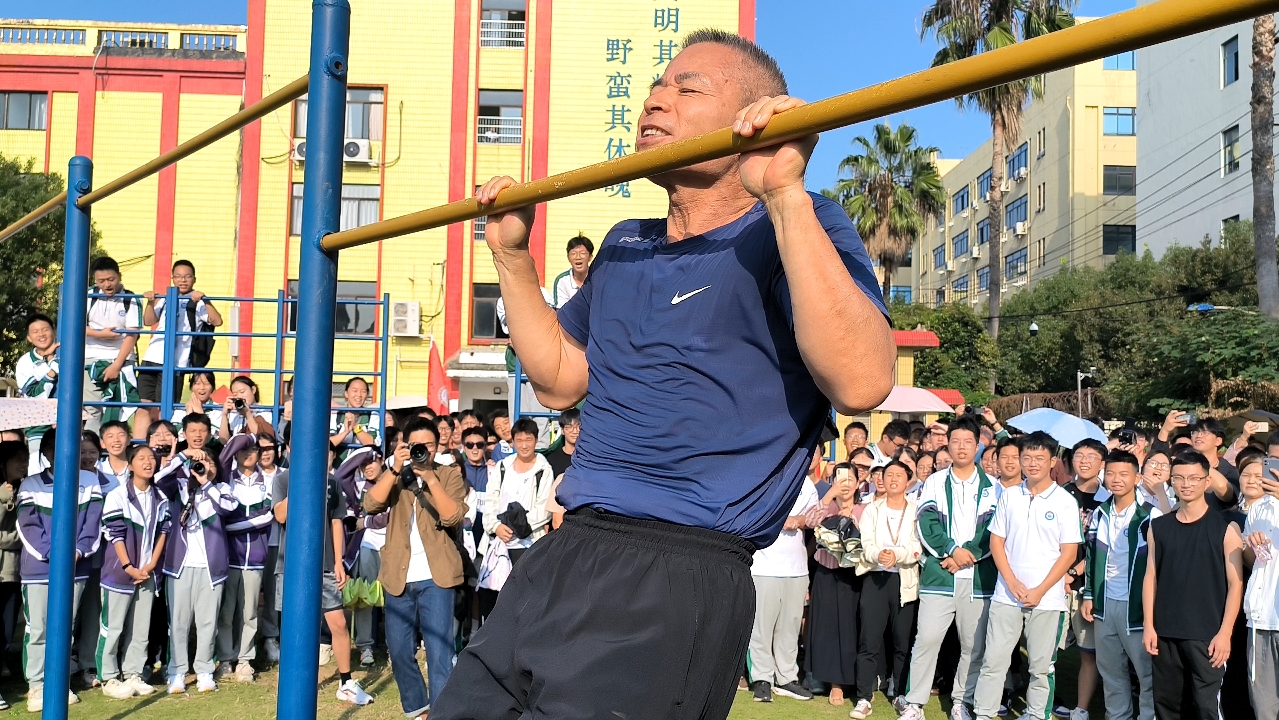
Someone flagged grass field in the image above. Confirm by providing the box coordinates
[0,647,1099,719]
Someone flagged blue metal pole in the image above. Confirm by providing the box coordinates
[159,285,178,420]
[45,156,92,720]
[277,2,348,718]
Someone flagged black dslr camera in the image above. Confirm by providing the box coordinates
[408,442,433,465]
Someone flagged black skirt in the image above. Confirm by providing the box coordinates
[805,563,861,687]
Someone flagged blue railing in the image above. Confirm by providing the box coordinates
[84,287,390,441]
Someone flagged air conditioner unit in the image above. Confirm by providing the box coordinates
[343,138,373,164]
[1015,221,1028,237]
[972,199,980,211]
[291,141,306,162]
[1000,180,1011,192]
[389,301,421,337]
[961,209,969,219]
[971,245,982,260]
[948,218,954,227]
[1016,167,1029,181]
[946,260,956,273]
[983,191,991,202]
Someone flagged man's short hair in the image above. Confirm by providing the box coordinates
[25,313,54,333]
[39,428,57,460]
[172,259,196,275]
[436,414,455,429]
[1072,438,1108,458]
[884,460,914,483]
[559,408,580,427]
[402,416,439,443]
[182,413,212,431]
[489,407,509,421]
[843,421,868,437]
[1018,431,1059,458]
[566,234,594,255]
[1194,418,1226,442]
[948,415,982,441]
[90,256,120,276]
[996,437,1019,457]
[99,420,130,439]
[512,417,539,438]
[681,29,787,104]
[459,408,482,424]
[882,420,911,443]
[460,426,486,443]
[1105,450,1141,473]
[1171,449,1211,475]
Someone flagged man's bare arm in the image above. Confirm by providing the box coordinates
[477,176,589,409]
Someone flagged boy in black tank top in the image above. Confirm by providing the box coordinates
[1143,450,1244,720]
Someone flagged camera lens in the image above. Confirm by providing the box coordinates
[191,461,206,476]
[234,398,245,409]
[409,443,431,465]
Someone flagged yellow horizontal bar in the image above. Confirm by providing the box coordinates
[324,0,1276,251]
[0,190,68,245]
[77,74,310,207]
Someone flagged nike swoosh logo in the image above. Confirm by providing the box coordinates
[671,286,712,305]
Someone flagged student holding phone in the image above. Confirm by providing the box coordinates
[1244,452,1279,717]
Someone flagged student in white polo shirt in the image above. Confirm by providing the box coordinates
[971,431,1082,720]
[84,256,143,433]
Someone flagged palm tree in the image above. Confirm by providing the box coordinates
[1252,13,1279,319]
[921,0,1076,338]
[822,122,945,303]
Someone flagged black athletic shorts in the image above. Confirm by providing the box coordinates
[431,507,756,720]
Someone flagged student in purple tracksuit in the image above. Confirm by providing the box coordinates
[214,434,272,683]
[335,448,384,665]
[156,445,237,695]
[17,430,104,712]
[97,444,170,700]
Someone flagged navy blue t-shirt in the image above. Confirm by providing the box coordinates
[555,193,887,548]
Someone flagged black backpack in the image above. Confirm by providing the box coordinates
[183,299,215,368]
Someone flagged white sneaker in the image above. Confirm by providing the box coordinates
[899,705,925,720]
[951,704,974,720]
[102,678,136,700]
[167,675,186,694]
[359,648,375,666]
[196,672,217,693]
[68,690,79,705]
[850,698,874,719]
[264,638,281,663]
[336,678,374,706]
[1053,707,1072,719]
[235,663,255,683]
[317,643,334,667]
[124,675,154,696]
[25,686,41,713]
[1069,710,1089,720]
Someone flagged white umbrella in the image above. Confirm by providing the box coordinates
[0,397,58,433]
[1007,407,1108,448]
[875,386,957,414]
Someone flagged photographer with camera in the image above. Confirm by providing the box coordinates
[363,417,468,719]
[218,376,272,441]
[154,439,236,694]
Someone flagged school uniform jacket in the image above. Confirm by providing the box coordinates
[1083,497,1158,634]
[218,434,273,571]
[16,470,104,584]
[157,464,239,586]
[915,466,999,598]
[100,481,171,594]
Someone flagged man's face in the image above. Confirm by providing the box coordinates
[1019,448,1057,484]
[171,265,195,294]
[345,381,368,409]
[460,415,481,431]
[513,431,537,462]
[568,246,592,274]
[101,427,129,458]
[880,433,907,454]
[1190,427,1221,455]
[1072,447,1104,482]
[947,430,977,468]
[436,421,452,449]
[843,429,867,453]
[1104,462,1138,499]
[94,270,121,295]
[562,420,581,446]
[997,446,1021,480]
[407,430,438,466]
[493,416,511,441]
[462,433,486,464]
[235,447,260,474]
[26,320,54,351]
[639,44,751,184]
[185,423,209,450]
[1170,463,1209,503]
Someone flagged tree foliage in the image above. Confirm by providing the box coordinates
[0,153,102,371]
[889,300,998,405]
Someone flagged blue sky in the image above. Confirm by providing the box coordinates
[18,0,1135,190]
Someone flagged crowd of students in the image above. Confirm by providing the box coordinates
[740,411,1279,720]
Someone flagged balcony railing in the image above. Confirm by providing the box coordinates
[480,20,526,48]
[182,33,237,51]
[0,27,85,45]
[477,116,523,145]
[99,30,169,49]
